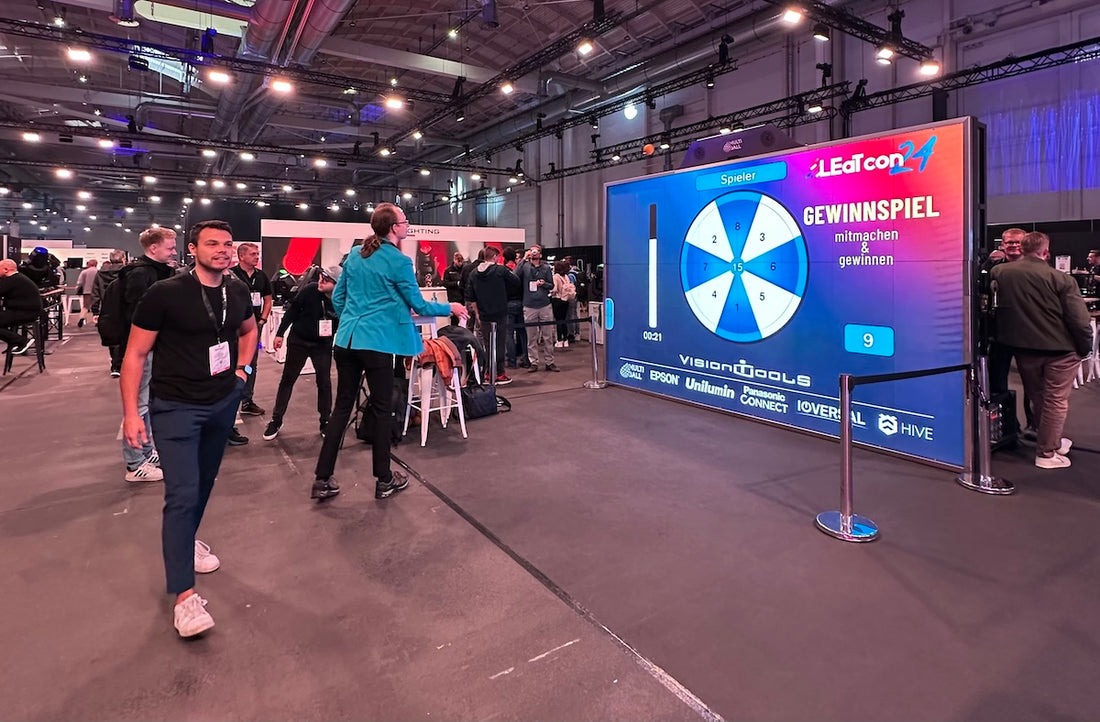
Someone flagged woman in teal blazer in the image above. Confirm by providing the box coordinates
[312,204,466,501]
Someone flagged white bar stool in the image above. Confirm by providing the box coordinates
[64,294,83,326]
[403,357,467,447]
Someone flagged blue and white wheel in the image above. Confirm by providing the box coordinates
[679,190,808,343]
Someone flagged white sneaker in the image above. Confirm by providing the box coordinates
[194,539,221,573]
[1057,438,1072,455]
[146,450,160,467]
[125,460,163,482]
[173,593,215,638]
[563,339,570,348]
[1035,452,1071,469]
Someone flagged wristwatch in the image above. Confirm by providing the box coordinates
[237,364,253,375]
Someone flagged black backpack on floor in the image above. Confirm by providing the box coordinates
[355,377,408,445]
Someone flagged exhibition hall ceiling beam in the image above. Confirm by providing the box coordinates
[318,37,513,89]
[760,0,934,62]
[0,18,455,105]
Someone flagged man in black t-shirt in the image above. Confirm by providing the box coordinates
[0,259,43,354]
[229,242,272,416]
[122,220,257,639]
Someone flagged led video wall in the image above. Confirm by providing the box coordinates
[605,119,978,467]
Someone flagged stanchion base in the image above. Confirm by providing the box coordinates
[814,511,880,542]
[583,381,607,389]
[955,473,1015,495]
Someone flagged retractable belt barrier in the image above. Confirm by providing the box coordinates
[815,362,976,543]
[486,316,607,390]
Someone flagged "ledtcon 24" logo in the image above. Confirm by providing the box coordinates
[810,136,938,179]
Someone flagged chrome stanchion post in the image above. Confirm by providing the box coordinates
[957,356,1015,494]
[488,321,498,385]
[816,374,880,542]
[583,316,607,390]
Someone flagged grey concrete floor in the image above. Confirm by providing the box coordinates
[3,328,1099,721]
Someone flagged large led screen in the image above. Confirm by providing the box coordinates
[605,119,976,467]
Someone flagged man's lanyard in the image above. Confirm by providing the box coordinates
[192,269,227,342]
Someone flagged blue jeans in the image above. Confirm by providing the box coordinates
[506,300,527,365]
[150,380,243,594]
[122,353,156,469]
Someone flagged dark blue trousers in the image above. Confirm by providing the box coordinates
[150,381,242,594]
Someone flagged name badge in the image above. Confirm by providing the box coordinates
[529,280,539,292]
[250,291,262,307]
[208,341,231,375]
[319,319,333,337]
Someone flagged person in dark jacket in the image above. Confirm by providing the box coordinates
[0,259,43,354]
[467,246,521,385]
[92,250,128,375]
[459,250,482,331]
[991,231,1092,469]
[442,252,465,303]
[263,265,341,440]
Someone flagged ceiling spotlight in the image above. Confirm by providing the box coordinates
[419,168,430,176]
[78,75,87,83]
[401,191,412,200]
[781,7,804,24]
[53,15,66,27]
[22,132,41,142]
[379,147,392,157]
[345,188,356,196]
[807,102,824,114]
[876,44,895,64]
[412,130,423,140]
[84,226,91,232]
[208,69,231,84]
[143,175,156,184]
[508,175,518,184]
[200,198,212,205]
[125,206,134,213]
[577,39,594,56]
[812,23,830,41]
[195,179,207,187]
[271,78,293,93]
[623,102,638,121]
[470,173,481,181]
[55,168,73,179]
[124,227,132,233]
[76,204,86,211]
[705,73,715,89]
[385,96,405,109]
[240,152,255,161]
[719,126,732,134]
[329,203,339,211]
[611,153,621,161]
[115,221,122,227]
[390,77,398,86]
[298,202,309,209]
[22,201,32,209]
[149,195,161,202]
[501,81,515,95]
[89,214,98,220]
[455,108,466,122]
[78,190,92,199]
[236,182,247,190]
[282,184,293,192]
[183,197,193,204]
[151,222,160,228]
[174,224,182,229]
[659,141,671,150]
[67,47,92,62]
[920,58,941,76]
[256,201,267,207]
[98,138,114,148]
[447,27,458,39]
[40,224,48,231]
[313,158,327,168]
[201,149,217,158]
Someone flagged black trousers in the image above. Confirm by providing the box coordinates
[109,344,124,372]
[477,313,507,379]
[0,310,38,347]
[314,346,394,484]
[271,340,333,425]
[551,298,569,341]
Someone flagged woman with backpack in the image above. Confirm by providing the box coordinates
[550,260,576,349]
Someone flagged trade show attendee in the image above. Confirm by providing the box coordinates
[311,203,464,502]
[74,259,98,328]
[114,227,178,483]
[550,259,576,349]
[1086,249,1100,294]
[991,231,1092,469]
[229,242,272,417]
[459,249,481,332]
[415,243,438,286]
[263,265,341,440]
[0,259,42,355]
[122,219,256,638]
[985,227,1028,433]
[467,245,520,385]
[504,249,528,369]
[442,252,465,303]
[92,250,128,376]
[516,245,558,372]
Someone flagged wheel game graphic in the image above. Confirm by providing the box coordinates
[679,190,808,342]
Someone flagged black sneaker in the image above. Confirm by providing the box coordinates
[227,427,249,445]
[77,318,85,328]
[240,401,266,416]
[545,363,560,372]
[518,359,532,368]
[375,471,410,499]
[10,338,33,355]
[311,477,340,501]
[262,421,281,440]
[527,365,540,373]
